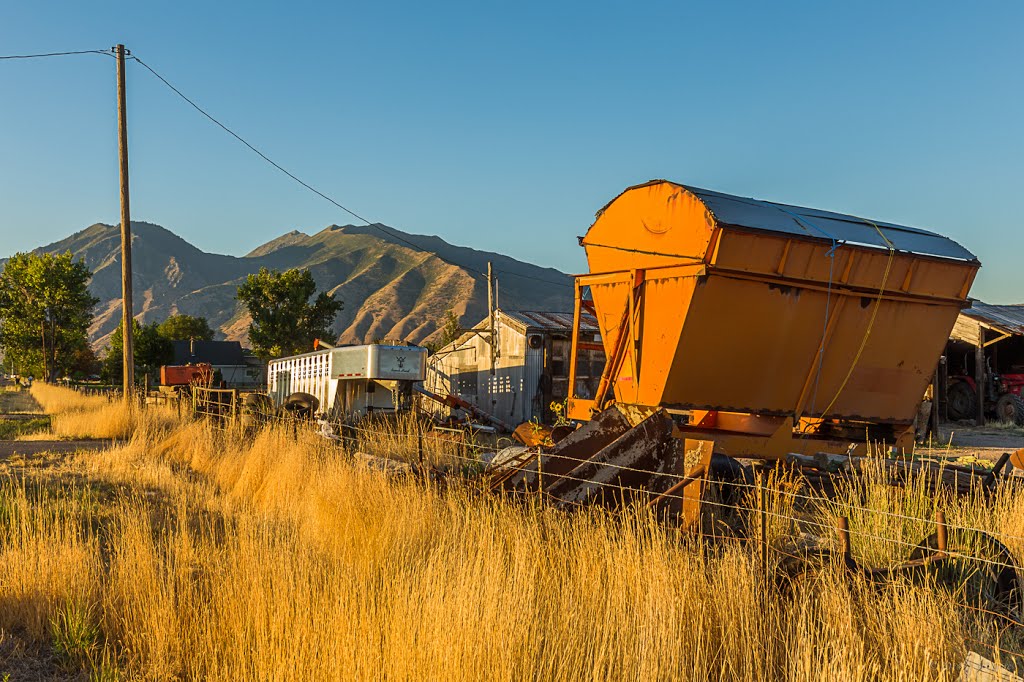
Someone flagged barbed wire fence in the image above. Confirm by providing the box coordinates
[126,383,1024,666]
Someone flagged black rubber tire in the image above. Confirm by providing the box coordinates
[283,392,320,415]
[242,392,273,411]
[908,529,1023,619]
[708,454,754,508]
[995,393,1024,426]
[947,381,977,421]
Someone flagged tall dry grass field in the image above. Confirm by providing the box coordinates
[0,384,1020,680]
[28,383,177,440]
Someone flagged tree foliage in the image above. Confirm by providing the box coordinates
[157,314,215,341]
[102,320,174,384]
[439,309,461,347]
[236,267,342,360]
[0,251,98,380]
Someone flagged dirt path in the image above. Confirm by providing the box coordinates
[0,386,42,414]
[0,440,115,458]
[0,383,114,458]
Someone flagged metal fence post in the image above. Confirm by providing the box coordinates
[537,449,543,505]
[936,510,948,553]
[760,477,768,574]
[837,516,851,566]
[417,419,424,469]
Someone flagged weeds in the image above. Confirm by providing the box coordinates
[0,417,50,440]
[0,384,1016,680]
[28,383,178,440]
[50,598,99,667]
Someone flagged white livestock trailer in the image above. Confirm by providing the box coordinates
[267,344,426,419]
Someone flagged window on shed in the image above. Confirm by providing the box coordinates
[551,339,568,376]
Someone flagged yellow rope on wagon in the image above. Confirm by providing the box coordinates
[817,220,896,420]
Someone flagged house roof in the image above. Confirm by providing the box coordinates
[601,180,978,262]
[171,340,246,366]
[959,301,1024,337]
[497,309,600,334]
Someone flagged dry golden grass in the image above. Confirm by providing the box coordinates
[0,385,1019,680]
[28,383,178,440]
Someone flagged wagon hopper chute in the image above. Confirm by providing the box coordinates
[497,180,981,525]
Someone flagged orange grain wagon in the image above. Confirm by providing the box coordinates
[566,180,979,460]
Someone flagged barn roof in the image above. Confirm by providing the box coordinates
[172,340,246,366]
[497,309,600,335]
[959,301,1024,337]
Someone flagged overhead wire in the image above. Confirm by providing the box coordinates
[128,55,574,290]
[0,49,112,60]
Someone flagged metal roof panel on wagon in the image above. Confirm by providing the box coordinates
[598,180,977,262]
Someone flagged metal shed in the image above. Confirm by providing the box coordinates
[945,301,1024,424]
[424,309,604,426]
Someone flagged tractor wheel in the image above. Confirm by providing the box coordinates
[947,381,977,421]
[995,393,1024,426]
[709,454,754,508]
[908,529,1023,620]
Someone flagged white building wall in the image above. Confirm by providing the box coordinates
[425,321,550,426]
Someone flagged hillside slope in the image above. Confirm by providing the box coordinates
[9,222,573,350]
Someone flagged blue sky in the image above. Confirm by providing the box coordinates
[1,1,1021,302]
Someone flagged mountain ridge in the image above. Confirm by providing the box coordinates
[4,221,574,352]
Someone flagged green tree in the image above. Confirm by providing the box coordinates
[438,308,462,347]
[66,345,101,380]
[102,320,174,384]
[0,252,98,381]
[236,267,342,360]
[422,309,462,353]
[157,314,215,341]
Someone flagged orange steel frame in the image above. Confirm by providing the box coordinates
[566,267,918,461]
[564,181,978,464]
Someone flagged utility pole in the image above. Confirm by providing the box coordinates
[487,261,497,413]
[487,262,495,376]
[115,44,134,397]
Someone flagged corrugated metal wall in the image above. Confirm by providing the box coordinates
[523,338,545,423]
[425,324,543,424]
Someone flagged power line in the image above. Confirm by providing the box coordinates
[0,49,111,60]
[129,55,573,291]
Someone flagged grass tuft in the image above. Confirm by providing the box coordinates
[0,383,1016,679]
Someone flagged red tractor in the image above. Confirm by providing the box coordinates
[159,363,214,393]
[947,366,1024,425]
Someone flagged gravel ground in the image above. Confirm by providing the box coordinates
[918,424,1024,465]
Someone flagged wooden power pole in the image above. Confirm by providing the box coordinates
[486,261,498,413]
[115,44,134,396]
[487,261,495,376]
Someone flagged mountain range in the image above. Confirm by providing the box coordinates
[6,221,574,351]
